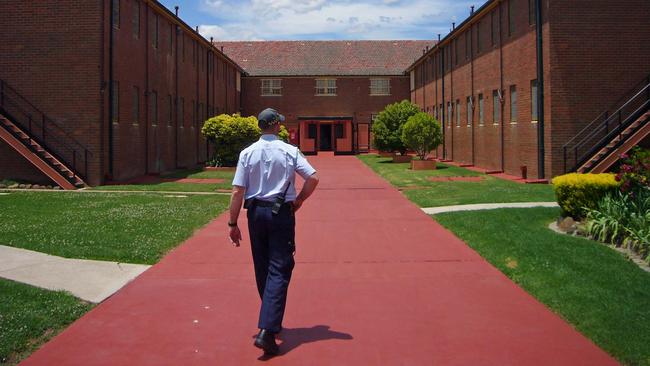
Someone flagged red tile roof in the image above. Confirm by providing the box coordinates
[215,40,435,76]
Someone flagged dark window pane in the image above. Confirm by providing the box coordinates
[308,124,317,139]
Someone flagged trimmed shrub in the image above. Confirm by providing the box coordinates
[401,112,442,160]
[552,173,621,219]
[279,125,289,143]
[201,114,260,167]
[371,100,420,155]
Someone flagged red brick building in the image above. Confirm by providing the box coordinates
[408,0,650,179]
[219,41,432,154]
[0,0,243,186]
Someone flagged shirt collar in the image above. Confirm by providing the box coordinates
[260,134,278,141]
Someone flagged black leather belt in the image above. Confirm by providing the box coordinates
[245,199,292,208]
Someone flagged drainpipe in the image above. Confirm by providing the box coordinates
[99,0,107,185]
[441,46,446,159]
[535,0,546,178]
[144,4,149,174]
[108,0,115,178]
[174,7,179,168]
[470,23,475,166]
[499,0,505,173]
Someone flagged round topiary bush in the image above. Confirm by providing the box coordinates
[201,114,260,167]
[371,100,420,155]
[401,112,442,161]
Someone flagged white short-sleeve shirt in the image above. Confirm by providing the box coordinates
[232,134,316,202]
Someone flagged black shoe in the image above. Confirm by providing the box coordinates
[254,329,279,355]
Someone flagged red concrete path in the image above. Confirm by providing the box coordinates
[21,155,617,365]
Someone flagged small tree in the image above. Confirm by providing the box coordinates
[201,114,260,167]
[278,125,290,143]
[372,100,420,155]
[401,112,442,160]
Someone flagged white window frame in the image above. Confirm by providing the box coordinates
[315,78,337,96]
[261,79,282,96]
[370,78,391,96]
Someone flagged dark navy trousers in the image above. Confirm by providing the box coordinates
[247,203,296,333]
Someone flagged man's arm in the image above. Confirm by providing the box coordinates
[228,185,246,247]
[293,173,319,212]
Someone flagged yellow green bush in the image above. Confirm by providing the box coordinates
[552,173,621,219]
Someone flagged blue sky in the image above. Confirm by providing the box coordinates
[159,0,489,41]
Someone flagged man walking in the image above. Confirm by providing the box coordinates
[227,108,319,356]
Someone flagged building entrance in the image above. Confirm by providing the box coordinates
[319,124,333,151]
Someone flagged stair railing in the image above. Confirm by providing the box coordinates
[0,79,92,181]
[563,74,650,173]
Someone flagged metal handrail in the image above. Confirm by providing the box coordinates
[0,79,92,181]
[564,73,650,148]
[563,78,650,172]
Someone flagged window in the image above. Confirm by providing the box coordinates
[528,0,536,25]
[198,103,204,126]
[456,99,461,127]
[465,32,470,60]
[510,85,517,122]
[370,78,390,95]
[308,124,317,139]
[316,79,336,95]
[112,0,120,28]
[151,91,158,125]
[467,96,473,126]
[478,93,484,125]
[152,14,159,49]
[167,94,172,126]
[477,21,482,53]
[491,11,496,46]
[132,86,139,124]
[261,79,282,96]
[531,79,539,121]
[132,0,139,38]
[191,100,196,128]
[493,89,500,123]
[179,97,184,127]
[181,34,185,62]
[447,102,452,128]
[169,24,174,54]
[335,123,344,138]
[454,39,458,65]
[508,0,515,36]
[111,81,119,123]
[193,40,197,65]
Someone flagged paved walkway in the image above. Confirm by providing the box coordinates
[21,155,617,365]
[0,245,149,303]
[422,202,559,215]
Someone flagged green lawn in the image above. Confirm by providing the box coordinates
[0,191,229,264]
[0,279,93,366]
[358,154,555,207]
[92,168,235,192]
[434,208,650,366]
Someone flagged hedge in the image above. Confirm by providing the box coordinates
[552,173,621,219]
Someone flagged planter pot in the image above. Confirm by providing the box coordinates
[392,154,413,163]
[378,151,394,157]
[411,159,437,170]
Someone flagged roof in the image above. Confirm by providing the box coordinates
[215,40,435,77]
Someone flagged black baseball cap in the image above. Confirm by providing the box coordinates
[258,108,285,128]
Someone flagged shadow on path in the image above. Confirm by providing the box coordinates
[258,325,353,360]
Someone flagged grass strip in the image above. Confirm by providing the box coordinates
[0,279,93,366]
[0,192,229,264]
[357,154,555,207]
[434,208,650,366]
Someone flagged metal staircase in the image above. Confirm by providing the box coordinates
[0,79,91,189]
[563,74,650,174]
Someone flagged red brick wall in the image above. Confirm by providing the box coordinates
[110,0,241,181]
[0,144,54,185]
[0,0,104,185]
[547,0,650,176]
[0,0,241,185]
[240,76,411,147]
[412,0,551,179]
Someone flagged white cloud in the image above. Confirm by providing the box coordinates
[198,0,482,40]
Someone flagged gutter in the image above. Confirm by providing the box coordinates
[535,0,545,178]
